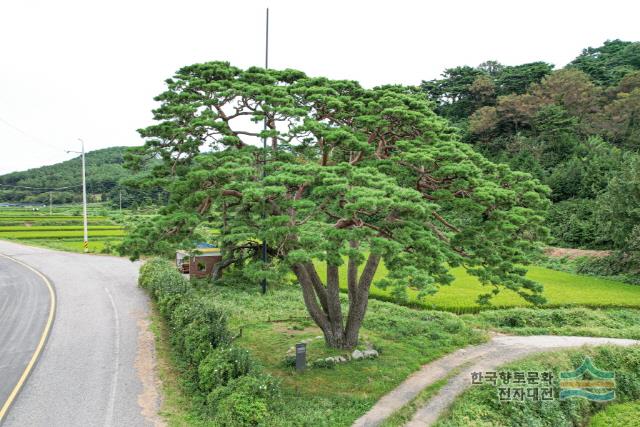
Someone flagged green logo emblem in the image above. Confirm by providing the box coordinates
[559,357,615,401]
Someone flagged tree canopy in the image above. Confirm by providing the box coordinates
[419,40,640,262]
[124,62,549,348]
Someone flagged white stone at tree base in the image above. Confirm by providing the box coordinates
[352,349,365,360]
[363,349,379,358]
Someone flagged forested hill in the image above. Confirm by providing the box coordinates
[0,146,130,204]
[421,39,640,252]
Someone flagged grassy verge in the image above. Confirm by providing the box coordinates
[147,303,208,427]
[589,401,640,426]
[461,307,640,339]
[3,238,122,254]
[434,346,640,427]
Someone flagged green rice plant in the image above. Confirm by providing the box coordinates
[0,225,123,232]
[313,259,640,311]
[0,229,125,239]
[0,215,108,221]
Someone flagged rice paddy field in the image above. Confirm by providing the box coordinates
[0,205,124,254]
[2,205,639,313]
[314,257,640,313]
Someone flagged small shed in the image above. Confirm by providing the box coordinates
[176,243,222,279]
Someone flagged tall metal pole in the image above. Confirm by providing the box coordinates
[79,138,88,253]
[49,191,52,216]
[261,8,269,294]
[119,189,122,214]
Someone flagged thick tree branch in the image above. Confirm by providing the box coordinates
[304,262,329,314]
[431,210,461,233]
[292,263,330,332]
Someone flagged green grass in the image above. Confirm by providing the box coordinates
[208,282,486,426]
[0,229,125,239]
[0,206,124,254]
[462,307,640,339]
[0,215,108,221]
[313,261,640,312]
[0,225,123,232]
[590,401,640,426]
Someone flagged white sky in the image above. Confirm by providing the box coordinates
[0,0,638,175]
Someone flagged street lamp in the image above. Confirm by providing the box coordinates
[66,138,88,253]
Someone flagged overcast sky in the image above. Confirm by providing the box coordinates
[0,0,638,175]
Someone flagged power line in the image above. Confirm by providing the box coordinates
[0,114,67,154]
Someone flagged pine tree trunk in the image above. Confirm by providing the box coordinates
[292,252,381,350]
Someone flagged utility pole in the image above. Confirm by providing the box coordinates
[119,189,122,214]
[261,7,269,294]
[49,191,52,216]
[67,139,89,253]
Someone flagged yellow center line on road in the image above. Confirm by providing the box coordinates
[0,253,56,424]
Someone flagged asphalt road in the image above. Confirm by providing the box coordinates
[0,254,53,422]
[0,241,162,427]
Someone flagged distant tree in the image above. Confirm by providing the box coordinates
[496,62,554,95]
[0,146,132,204]
[601,87,640,149]
[468,106,499,137]
[469,75,497,106]
[421,66,487,121]
[478,60,504,77]
[545,137,622,201]
[597,154,640,250]
[546,199,606,248]
[495,93,543,133]
[532,70,602,124]
[611,70,640,96]
[124,62,550,349]
[569,39,640,86]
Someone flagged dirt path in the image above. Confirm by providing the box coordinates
[352,335,639,427]
[544,246,610,259]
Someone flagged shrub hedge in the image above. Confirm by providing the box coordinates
[139,258,280,425]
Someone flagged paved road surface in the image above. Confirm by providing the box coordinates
[0,241,162,427]
[0,254,54,422]
[353,335,639,427]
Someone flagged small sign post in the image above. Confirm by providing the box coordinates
[295,343,307,372]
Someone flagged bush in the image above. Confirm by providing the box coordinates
[546,199,607,248]
[576,253,640,284]
[169,295,232,367]
[198,347,254,392]
[138,258,280,424]
[206,374,280,426]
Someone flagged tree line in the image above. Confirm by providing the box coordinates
[422,39,640,256]
[0,146,166,209]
